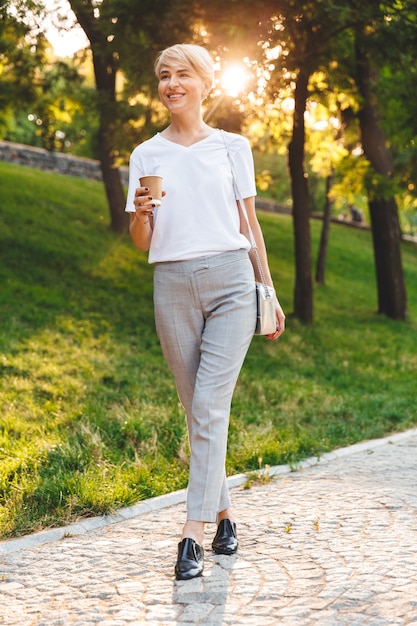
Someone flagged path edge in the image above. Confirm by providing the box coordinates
[1,428,416,556]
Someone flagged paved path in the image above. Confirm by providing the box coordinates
[1,429,417,625]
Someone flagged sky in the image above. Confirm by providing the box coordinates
[42,0,88,57]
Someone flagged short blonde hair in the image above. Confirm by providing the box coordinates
[154,44,214,88]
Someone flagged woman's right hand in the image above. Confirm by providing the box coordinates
[133,186,157,220]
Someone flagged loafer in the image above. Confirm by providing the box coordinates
[212,519,238,555]
[175,538,204,580]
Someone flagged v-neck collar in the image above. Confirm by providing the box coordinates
[157,129,219,149]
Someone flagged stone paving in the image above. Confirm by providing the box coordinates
[1,430,417,626]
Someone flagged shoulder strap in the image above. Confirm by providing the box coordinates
[221,130,256,248]
[221,130,268,288]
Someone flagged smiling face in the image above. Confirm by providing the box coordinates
[157,62,208,115]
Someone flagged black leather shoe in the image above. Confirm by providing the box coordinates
[212,519,238,555]
[175,538,204,580]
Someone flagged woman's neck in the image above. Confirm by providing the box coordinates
[161,116,215,147]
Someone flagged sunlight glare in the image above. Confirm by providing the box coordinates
[221,65,249,98]
[43,0,89,57]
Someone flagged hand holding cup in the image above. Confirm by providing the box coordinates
[134,175,163,219]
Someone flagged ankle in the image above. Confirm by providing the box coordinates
[217,508,236,525]
[181,520,205,545]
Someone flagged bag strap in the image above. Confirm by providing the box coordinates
[221,130,269,290]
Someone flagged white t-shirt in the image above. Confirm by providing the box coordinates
[125,129,257,263]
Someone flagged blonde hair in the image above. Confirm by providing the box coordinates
[154,44,214,89]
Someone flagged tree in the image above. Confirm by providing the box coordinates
[325,0,410,320]
[0,1,47,135]
[288,60,314,322]
[354,32,407,319]
[257,0,411,322]
[373,4,417,236]
[68,0,128,232]
[67,0,197,232]
[257,2,357,323]
[315,173,333,285]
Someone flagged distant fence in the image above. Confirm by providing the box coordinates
[0,140,129,187]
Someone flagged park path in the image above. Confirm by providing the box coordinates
[1,429,417,625]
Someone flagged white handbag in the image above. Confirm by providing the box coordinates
[254,282,277,335]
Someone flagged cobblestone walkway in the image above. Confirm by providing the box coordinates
[1,430,416,625]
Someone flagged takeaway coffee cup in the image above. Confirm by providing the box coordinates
[139,175,163,206]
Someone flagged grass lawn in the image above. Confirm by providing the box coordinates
[1,161,416,539]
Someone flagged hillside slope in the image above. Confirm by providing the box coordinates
[1,161,416,538]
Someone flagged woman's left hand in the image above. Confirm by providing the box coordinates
[265,298,286,341]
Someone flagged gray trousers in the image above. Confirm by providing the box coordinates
[154,249,256,522]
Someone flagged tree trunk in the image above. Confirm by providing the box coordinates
[92,52,129,233]
[355,41,407,320]
[367,197,407,319]
[288,66,313,323]
[315,173,333,285]
[69,0,128,233]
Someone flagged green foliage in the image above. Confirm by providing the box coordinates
[5,60,98,154]
[1,162,416,538]
[377,60,417,230]
[253,151,291,206]
[0,2,98,155]
[0,3,47,134]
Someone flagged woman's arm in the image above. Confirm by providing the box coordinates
[240,196,286,340]
[129,214,153,252]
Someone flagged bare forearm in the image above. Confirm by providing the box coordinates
[129,214,153,251]
[243,199,275,288]
[248,220,274,287]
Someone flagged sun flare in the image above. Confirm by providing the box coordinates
[221,64,249,98]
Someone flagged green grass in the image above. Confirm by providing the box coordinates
[1,161,416,539]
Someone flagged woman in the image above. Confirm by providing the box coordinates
[126,43,285,580]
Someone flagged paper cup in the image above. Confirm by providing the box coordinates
[139,175,163,200]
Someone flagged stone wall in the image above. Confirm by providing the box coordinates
[0,140,129,187]
[0,140,291,214]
